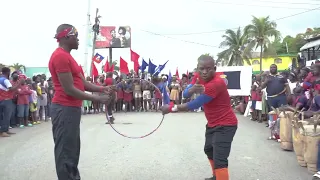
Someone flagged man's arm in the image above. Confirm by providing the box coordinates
[182,84,194,99]
[54,54,97,101]
[175,94,213,111]
[5,79,20,91]
[80,74,104,92]
[17,87,32,95]
[171,81,221,112]
[285,84,291,96]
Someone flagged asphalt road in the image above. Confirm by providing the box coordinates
[0,112,314,180]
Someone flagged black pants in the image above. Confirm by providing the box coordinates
[51,103,81,180]
[204,125,237,169]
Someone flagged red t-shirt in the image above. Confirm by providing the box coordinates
[48,48,85,107]
[0,78,13,101]
[304,72,317,84]
[256,91,262,101]
[17,85,32,105]
[201,75,238,127]
[251,90,257,100]
[104,78,113,86]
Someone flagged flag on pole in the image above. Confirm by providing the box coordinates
[120,57,129,74]
[148,59,157,75]
[92,53,104,64]
[91,62,99,78]
[130,49,140,73]
[153,60,169,76]
[168,70,172,86]
[140,58,148,72]
[103,57,109,73]
[175,67,180,79]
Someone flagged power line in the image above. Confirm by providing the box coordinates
[196,0,314,10]
[139,7,320,47]
[247,0,320,5]
[146,6,320,36]
[140,30,219,48]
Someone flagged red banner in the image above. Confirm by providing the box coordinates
[95,26,131,48]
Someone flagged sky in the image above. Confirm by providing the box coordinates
[0,0,319,75]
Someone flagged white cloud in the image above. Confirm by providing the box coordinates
[0,0,319,75]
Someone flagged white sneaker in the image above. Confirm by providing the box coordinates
[313,171,320,178]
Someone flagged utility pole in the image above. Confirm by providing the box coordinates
[90,8,101,76]
[83,0,91,75]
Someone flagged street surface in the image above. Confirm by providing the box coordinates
[0,112,313,180]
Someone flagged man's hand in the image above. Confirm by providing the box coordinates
[103,85,117,94]
[189,78,205,94]
[93,94,111,104]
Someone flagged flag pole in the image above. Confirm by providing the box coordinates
[84,0,91,75]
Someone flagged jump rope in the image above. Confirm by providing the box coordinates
[105,78,166,139]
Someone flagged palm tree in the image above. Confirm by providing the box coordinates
[217,27,251,66]
[10,63,26,72]
[244,16,280,72]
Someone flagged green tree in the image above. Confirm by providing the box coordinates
[10,63,26,72]
[217,27,251,66]
[272,27,320,54]
[244,16,280,72]
[272,36,286,54]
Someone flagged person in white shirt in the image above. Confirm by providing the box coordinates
[0,67,21,137]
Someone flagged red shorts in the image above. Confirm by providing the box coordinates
[117,90,124,99]
[155,89,162,99]
[123,92,133,102]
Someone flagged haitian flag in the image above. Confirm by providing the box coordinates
[92,53,104,64]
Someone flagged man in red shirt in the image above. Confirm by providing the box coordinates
[49,24,115,180]
[160,55,237,180]
[0,67,21,137]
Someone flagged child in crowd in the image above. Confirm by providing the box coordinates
[116,79,124,112]
[123,80,133,112]
[17,79,32,127]
[250,84,258,121]
[47,78,54,119]
[154,88,162,111]
[255,87,263,123]
[30,83,39,125]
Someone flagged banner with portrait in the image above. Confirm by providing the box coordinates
[216,66,252,96]
[95,26,131,48]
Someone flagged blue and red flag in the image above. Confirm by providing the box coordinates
[92,53,104,64]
